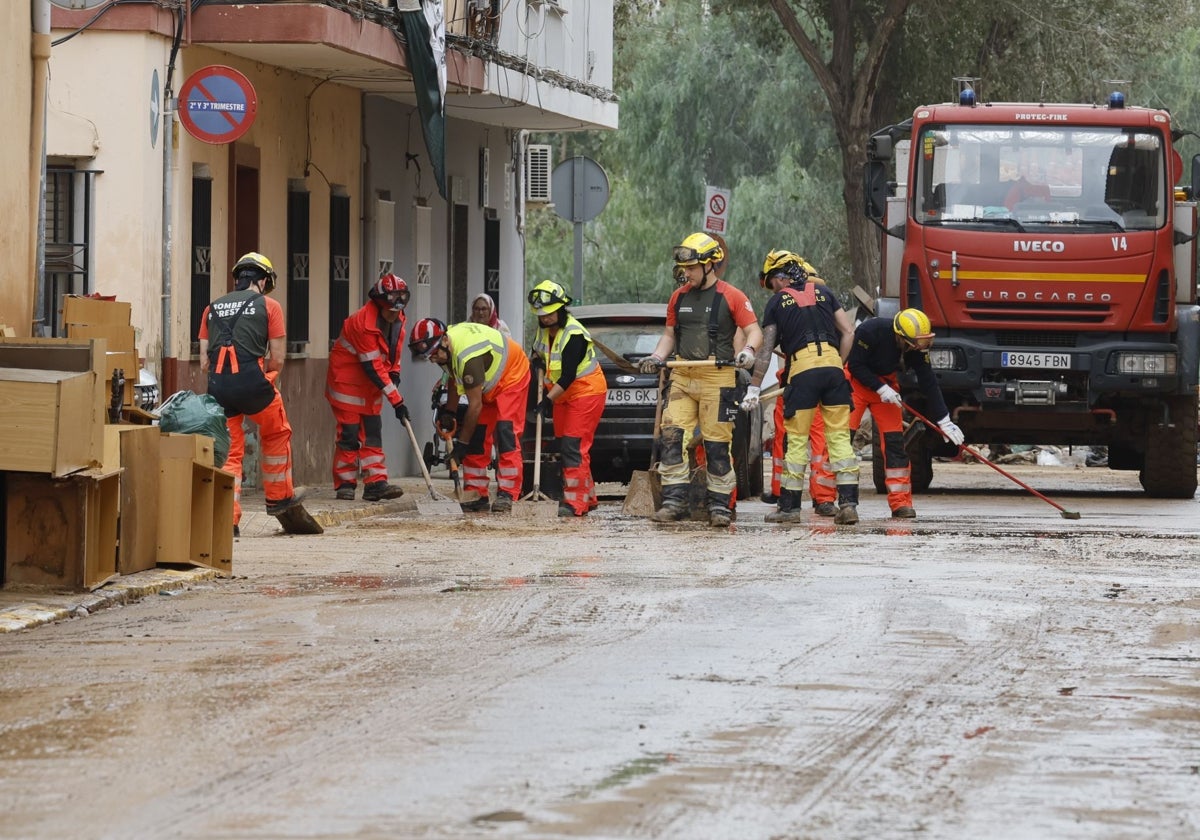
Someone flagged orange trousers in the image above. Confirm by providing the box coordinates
[222,388,295,525]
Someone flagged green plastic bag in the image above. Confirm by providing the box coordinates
[158,390,231,468]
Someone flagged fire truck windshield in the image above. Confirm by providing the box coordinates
[913,125,1166,232]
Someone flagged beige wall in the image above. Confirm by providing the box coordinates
[1,5,34,334]
[45,36,362,368]
[171,48,363,363]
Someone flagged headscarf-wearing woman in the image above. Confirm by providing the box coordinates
[471,293,511,338]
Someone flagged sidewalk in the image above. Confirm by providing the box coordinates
[0,479,428,634]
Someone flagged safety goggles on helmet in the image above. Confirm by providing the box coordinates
[371,274,411,311]
[408,317,447,360]
[528,286,570,310]
[893,308,935,350]
[672,232,723,266]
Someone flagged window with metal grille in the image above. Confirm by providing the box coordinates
[328,192,351,348]
[44,166,99,336]
[287,187,311,347]
[189,176,212,354]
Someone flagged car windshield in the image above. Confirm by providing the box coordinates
[583,322,663,358]
[913,124,1167,231]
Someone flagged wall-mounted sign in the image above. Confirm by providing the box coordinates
[178,65,258,145]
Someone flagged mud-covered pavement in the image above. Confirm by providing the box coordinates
[1,463,1198,839]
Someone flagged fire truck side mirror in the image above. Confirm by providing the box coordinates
[1190,154,1200,201]
[863,161,891,224]
[868,134,893,161]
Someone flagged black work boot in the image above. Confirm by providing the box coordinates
[363,481,404,502]
[490,493,514,513]
[335,484,356,501]
[812,501,838,517]
[707,491,733,527]
[834,484,860,525]
[651,484,689,523]
[765,489,804,523]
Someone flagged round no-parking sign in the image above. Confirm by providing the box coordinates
[178,65,258,145]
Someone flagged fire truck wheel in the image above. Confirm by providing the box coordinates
[1139,395,1199,499]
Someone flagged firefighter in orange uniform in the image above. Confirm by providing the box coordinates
[199,252,303,533]
[409,317,532,513]
[527,280,608,517]
[325,273,410,502]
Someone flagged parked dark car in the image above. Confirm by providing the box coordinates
[522,303,764,500]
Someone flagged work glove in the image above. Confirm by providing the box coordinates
[388,370,401,387]
[734,346,757,369]
[639,355,664,374]
[740,384,761,412]
[393,401,410,424]
[538,397,555,420]
[449,438,469,465]
[876,384,903,406]
[434,408,456,432]
[937,416,965,446]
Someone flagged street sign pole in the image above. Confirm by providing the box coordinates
[551,156,609,305]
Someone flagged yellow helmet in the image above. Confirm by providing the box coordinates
[893,308,935,348]
[672,232,724,267]
[232,252,277,293]
[527,279,573,317]
[759,250,816,287]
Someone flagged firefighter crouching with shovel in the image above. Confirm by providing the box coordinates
[638,233,762,527]
[409,317,531,513]
[740,249,859,525]
[527,280,608,518]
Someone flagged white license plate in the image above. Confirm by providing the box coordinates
[607,387,657,406]
[1000,351,1071,369]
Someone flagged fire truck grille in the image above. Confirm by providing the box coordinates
[995,331,1078,348]
[964,301,1109,325]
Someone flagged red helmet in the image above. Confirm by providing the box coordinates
[408,317,447,359]
[369,273,410,311]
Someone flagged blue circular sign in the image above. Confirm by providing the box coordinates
[178,65,258,145]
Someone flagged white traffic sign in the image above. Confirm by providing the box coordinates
[704,185,731,234]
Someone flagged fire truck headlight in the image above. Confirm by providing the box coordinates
[928,347,962,370]
[1115,352,1176,375]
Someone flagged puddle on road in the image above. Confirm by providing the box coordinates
[589,752,676,793]
[259,574,443,597]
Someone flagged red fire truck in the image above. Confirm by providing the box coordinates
[864,86,1199,498]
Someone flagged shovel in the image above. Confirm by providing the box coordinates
[402,417,463,517]
[623,368,666,516]
[272,488,324,535]
[514,400,561,520]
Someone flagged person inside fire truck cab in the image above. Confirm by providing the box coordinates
[845,309,964,518]
[199,252,303,533]
[638,232,762,527]
[325,273,410,503]
[756,254,839,518]
[409,316,531,513]
[527,280,608,518]
[741,250,859,525]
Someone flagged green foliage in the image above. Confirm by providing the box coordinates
[526,0,1199,313]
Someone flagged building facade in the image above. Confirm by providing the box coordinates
[28,0,616,486]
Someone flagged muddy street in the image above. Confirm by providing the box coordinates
[1,463,1198,839]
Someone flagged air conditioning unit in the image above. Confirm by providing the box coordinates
[525,144,552,203]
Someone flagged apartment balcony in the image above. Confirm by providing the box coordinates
[52,0,616,131]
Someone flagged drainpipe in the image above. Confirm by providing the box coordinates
[516,129,528,237]
[161,86,174,382]
[30,0,51,336]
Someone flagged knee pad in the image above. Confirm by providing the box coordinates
[660,426,684,466]
[883,431,910,468]
[703,439,732,477]
[336,423,361,451]
[494,419,516,454]
[560,436,582,467]
[362,414,383,449]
